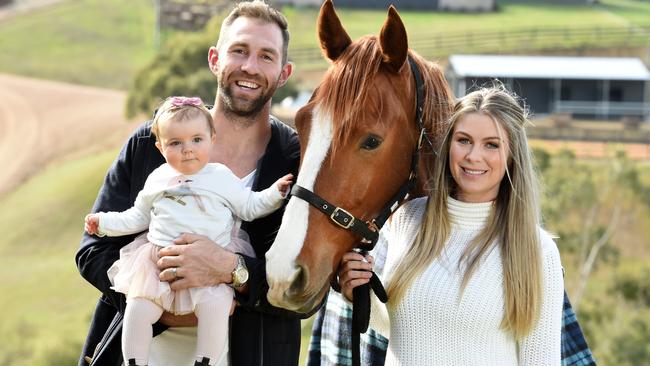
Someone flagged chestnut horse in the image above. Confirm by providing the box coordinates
[266,0,453,313]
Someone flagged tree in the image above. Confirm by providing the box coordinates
[540,149,641,310]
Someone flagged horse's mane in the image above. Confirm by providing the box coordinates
[315,36,454,157]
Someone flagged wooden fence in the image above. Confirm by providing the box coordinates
[289,24,650,67]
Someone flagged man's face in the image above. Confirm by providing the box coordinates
[212,17,289,117]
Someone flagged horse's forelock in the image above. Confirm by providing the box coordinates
[314,38,453,159]
[316,36,384,155]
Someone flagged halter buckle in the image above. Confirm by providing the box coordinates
[330,207,355,229]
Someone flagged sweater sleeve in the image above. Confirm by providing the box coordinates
[215,165,285,222]
[518,229,564,365]
[96,185,153,237]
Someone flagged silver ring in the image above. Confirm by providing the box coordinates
[171,267,178,279]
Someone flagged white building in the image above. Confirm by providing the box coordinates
[447,55,650,121]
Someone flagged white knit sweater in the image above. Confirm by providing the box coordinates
[371,197,564,366]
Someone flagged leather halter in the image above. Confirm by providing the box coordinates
[289,56,428,366]
[289,55,427,250]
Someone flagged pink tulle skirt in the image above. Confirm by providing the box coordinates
[107,230,255,315]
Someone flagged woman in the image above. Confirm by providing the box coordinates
[340,86,564,365]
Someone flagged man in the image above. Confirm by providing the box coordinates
[76,1,312,365]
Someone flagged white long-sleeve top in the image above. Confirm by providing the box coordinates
[96,163,284,247]
[371,196,564,366]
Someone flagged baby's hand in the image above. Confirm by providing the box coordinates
[84,214,100,235]
[276,173,294,197]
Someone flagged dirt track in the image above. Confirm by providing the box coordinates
[0,73,139,196]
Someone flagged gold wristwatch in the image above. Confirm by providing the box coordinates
[230,254,249,288]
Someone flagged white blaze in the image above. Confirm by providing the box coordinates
[266,105,333,283]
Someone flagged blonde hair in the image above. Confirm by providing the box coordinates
[216,0,290,64]
[386,84,543,338]
[151,97,215,141]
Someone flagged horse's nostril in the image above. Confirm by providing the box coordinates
[288,264,308,296]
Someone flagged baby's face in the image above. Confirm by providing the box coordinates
[156,116,214,175]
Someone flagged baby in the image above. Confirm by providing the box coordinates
[85,96,292,366]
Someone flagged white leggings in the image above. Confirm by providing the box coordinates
[122,293,231,366]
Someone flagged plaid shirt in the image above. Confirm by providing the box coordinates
[307,229,596,366]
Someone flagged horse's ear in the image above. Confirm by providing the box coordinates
[379,5,408,73]
[318,0,352,61]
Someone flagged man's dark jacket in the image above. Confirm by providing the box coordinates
[76,117,308,366]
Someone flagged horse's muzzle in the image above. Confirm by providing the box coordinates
[267,264,325,313]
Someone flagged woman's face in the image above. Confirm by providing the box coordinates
[449,112,510,203]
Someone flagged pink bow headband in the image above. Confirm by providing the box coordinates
[170,96,203,107]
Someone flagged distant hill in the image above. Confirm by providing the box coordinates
[0,74,138,197]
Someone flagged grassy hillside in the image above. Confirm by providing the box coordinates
[0,0,647,89]
[0,149,116,365]
[0,0,155,90]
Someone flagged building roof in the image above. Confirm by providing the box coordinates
[448,55,650,81]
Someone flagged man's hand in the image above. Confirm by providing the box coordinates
[157,233,238,291]
[84,214,100,235]
[159,311,198,327]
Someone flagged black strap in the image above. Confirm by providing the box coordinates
[367,56,427,241]
[290,185,379,243]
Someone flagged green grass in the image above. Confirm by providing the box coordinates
[0,0,648,89]
[0,150,116,365]
[0,0,155,90]
[282,0,650,68]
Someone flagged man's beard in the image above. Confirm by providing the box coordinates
[219,75,279,118]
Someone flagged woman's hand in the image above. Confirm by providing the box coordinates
[339,251,374,302]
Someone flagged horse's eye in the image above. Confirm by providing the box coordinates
[361,135,382,150]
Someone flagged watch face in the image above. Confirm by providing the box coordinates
[233,257,249,286]
[235,267,249,284]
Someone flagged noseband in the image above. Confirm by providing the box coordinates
[290,55,428,250]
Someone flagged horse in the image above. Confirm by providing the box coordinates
[265,0,453,314]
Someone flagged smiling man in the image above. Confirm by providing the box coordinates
[76,2,312,366]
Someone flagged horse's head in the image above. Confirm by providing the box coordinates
[265,0,452,313]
